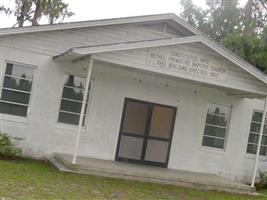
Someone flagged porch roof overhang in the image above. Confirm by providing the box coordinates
[53,36,200,62]
[53,36,267,98]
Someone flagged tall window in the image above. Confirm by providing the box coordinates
[0,63,34,117]
[57,75,92,126]
[202,103,231,149]
[246,111,267,156]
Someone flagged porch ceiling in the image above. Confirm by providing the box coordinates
[94,59,266,99]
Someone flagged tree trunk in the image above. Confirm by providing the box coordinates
[32,0,42,26]
[17,0,32,27]
[49,16,54,25]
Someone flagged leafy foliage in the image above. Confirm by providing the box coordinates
[0,0,74,27]
[259,170,267,188]
[180,0,267,73]
[0,132,23,157]
[222,28,267,73]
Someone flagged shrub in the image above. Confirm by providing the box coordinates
[0,132,23,158]
[259,170,267,188]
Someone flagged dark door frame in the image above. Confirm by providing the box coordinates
[115,97,177,168]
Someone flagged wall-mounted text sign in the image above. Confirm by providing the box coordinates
[147,48,227,80]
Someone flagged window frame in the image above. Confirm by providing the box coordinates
[0,60,37,119]
[201,102,232,151]
[56,73,94,128]
[246,109,267,156]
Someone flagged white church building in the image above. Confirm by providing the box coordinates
[1,13,267,187]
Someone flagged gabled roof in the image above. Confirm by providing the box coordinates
[0,13,200,36]
[1,13,267,85]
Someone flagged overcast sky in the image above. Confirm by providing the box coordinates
[0,0,248,28]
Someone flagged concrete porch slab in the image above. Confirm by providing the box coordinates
[48,153,254,194]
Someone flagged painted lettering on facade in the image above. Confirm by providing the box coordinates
[147,49,227,80]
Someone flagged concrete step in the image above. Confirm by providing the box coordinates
[48,153,255,195]
[47,155,73,173]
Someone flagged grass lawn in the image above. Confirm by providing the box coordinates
[0,159,266,200]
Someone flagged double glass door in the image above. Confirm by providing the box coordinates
[116,98,176,167]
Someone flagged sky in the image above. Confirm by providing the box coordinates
[0,0,248,28]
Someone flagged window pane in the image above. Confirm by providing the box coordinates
[144,139,169,163]
[62,87,84,101]
[206,114,227,127]
[148,106,174,139]
[58,112,85,126]
[60,99,86,114]
[252,112,263,122]
[118,135,143,160]
[58,75,92,126]
[5,63,33,79]
[64,75,86,88]
[0,63,34,117]
[3,76,32,92]
[122,101,148,135]
[263,125,267,135]
[1,89,30,104]
[250,122,261,133]
[0,102,28,116]
[208,104,229,116]
[202,104,231,149]
[204,125,226,138]
[247,145,267,156]
[261,135,267,146]
[202,136,224,149]
[248,133,259,144]
[247,144,257,154]
[260,146,267,156]
[246,111,267,155]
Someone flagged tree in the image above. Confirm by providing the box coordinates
[180,0,267,73]
[204,0,242,42]
[180,0,241,42]
[45,0,74,25]
[242,0,267,35]
[180,0,205,27]
[0,0,74,27]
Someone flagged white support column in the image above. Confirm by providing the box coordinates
[72,57,94,164]
[251,97,267,187]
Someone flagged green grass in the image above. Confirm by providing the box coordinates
[0,159,266,200]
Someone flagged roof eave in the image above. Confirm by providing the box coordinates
[53,36,201,61]
[0,13,177,36]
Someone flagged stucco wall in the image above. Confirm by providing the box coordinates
[0,46,266,183]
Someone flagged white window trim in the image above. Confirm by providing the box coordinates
[245,153,267,161]
[205,123,227,130]
[203,134,225,140]
[61,97,85,104]
[201,102,232,151]
[246,110,267,157]
[64,85,85,90]
[0,60,37,121]
[59,110,85,116]
[4,74,33,81]
[2,87,31,94]
[55,73,94,130]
